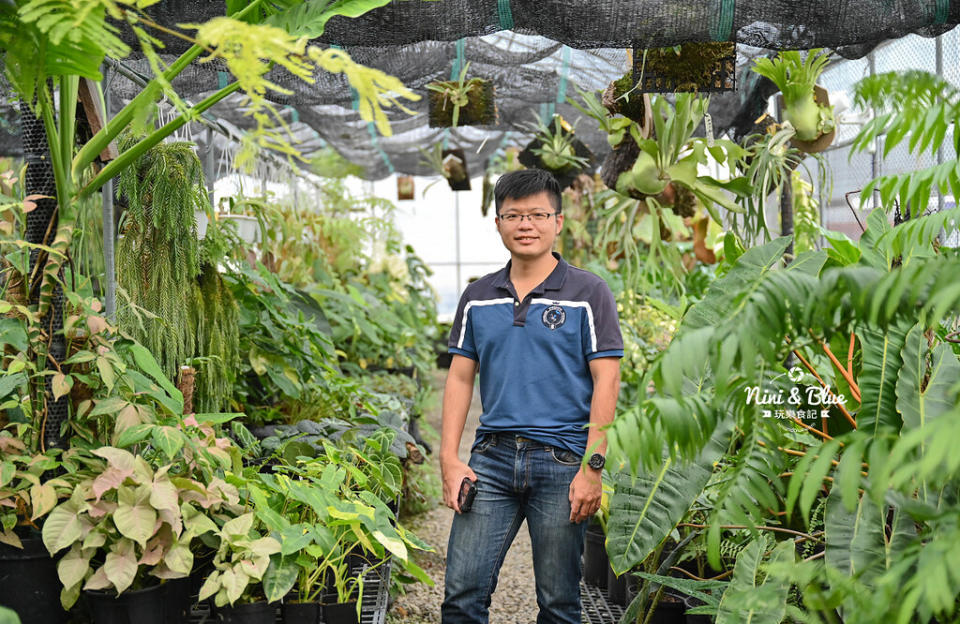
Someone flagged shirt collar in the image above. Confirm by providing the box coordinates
[493,252,569,294]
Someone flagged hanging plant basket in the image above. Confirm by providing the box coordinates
[218,213,261,244]
[782,85,836,153]
[397,175,414,200]
[603,74,654,129]
[600,137,640,192]
[480,168,494,217]
[427,78,498,128]
[633,42,736,93]
[442,149,471,191]
[518,136,593,191]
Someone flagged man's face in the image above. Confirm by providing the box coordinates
[495,191,564,262]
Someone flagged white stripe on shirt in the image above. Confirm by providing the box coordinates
[457,298,514,349]
[530,298,596,353]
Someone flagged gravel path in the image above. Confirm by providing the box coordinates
[388,371,538,624]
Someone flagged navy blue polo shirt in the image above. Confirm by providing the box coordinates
[448,252,623,455]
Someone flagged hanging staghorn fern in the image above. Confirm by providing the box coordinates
[116,137,204,381]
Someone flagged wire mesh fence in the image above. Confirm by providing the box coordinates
[812,31,958,245]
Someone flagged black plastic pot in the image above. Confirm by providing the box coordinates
[624,572,639,607]
[683,594,712,624]
[607,567,627,606]
[86,583,166,624]
[323,600,359,624]
[0,536,67,624]
[282,601,322,624]
[163,577,194,624]
[648,592,686,624]
[216,601,277,624]
[582,523,608,589]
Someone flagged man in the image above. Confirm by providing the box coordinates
[440,168,623,624]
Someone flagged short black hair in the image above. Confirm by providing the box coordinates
[493,169,562,216]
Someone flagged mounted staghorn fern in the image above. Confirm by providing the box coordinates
[752,49,835,142]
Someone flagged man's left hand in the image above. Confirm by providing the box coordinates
[568,467,602,523]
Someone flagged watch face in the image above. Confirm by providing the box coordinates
[588,453,605,470]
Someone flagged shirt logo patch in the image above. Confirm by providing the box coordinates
[542,304,566,330]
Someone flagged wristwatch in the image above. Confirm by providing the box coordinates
[587,453,606,470]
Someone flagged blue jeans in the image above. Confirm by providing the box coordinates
[442,433,588,624]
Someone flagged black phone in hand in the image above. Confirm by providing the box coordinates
[458,477,477,512]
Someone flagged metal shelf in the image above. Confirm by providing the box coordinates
[580,581,626,624]
[186,558,392,623]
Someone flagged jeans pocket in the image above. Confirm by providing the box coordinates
[473,434,495,454]
[549,446,582,467]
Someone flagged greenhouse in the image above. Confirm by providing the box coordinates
[1,1,960,623]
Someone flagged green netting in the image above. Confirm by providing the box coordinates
[133,0,957,53]
[2,1,958,180]
[98,35,771,180]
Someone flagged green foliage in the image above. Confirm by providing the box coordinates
[0,0,132,104]
[752,50,835,141]
[570,86,634,148]
[259,0,392,39]
[191,265,240,412]
[618,95,745,224]
[715,535,793,624]
[425,61,487,128]
[731,127,830,248]
[852,70,960,218]
[116,139,204,381]
[43,445,239,608]
[605,422,729,574]
[525,114,590,172]
[228,263,354,423]
[611,209,960,620]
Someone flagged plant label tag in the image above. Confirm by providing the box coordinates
[704,113,715,147]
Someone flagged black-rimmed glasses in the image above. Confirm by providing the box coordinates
[498,212,556,223]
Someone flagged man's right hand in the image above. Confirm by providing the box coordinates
[441,458,477,513]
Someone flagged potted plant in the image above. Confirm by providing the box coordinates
[419,144,471,192]
[40,445,238,622]
[426,61,498,128]
[396,176,414,201]
[518,114,593,189]
[582,477,613,589]
[752,49,836,151]
[0,438,73,624]
[197,512,282,623]
[217,197,264,245]
[246,438,432,623]
[608,94,746,224]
